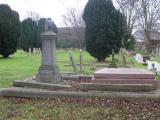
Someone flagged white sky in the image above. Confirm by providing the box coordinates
[0,0,116,27]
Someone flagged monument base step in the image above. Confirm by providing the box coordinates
[91,79,157,85]
[13,80,71,90]
[1,87,160,99]
[80,83,155,92]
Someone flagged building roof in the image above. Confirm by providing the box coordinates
[133,30,160,42]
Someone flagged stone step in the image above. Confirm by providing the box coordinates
[13,80,71,90]
[91,79,157,84]
[80,83,155,92]
[94,68,155,79]
[94,74,155,79]
[1,87,160,99]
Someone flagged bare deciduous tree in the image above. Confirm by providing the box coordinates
[116,0,138,34]
[135,0,160,53]
[25,11,40,24]
[62,7,85,49]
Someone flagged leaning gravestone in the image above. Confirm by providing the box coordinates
[36,19,60,83]
[79,49,83,73]
[69,49,77,74]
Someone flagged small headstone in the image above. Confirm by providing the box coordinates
[33,48,36,56]
[69,49,77,74]
[35,48,38,55]
[151,49,154,57]
[156,47,159,57]
[80,49,83,73]
[38,48,41,55]
[109,49,117,68]
[135,54,143,63]
[29,48,32,56]
[147,61,157,70]
[156,63,160,75]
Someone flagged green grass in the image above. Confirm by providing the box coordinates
[0,50,96,88]
[0,50,160,119]
[0,50,159,88]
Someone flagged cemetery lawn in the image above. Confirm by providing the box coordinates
[0,49,152,88]
[0,50,160,119]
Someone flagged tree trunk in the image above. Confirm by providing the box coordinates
[3,55,9,58]
[145,42,152,54]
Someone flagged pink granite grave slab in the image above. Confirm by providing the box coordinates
[91,79,157,84]
[94,68,155,79]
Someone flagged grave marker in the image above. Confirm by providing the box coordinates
[109,49,117,68]
[156,47,159,57]
[33,48,36,56]
[135,54,143,63]
[69,49,77,74]
[156,63,160,75]
[36,19,60,83]
[80,49,83,73]
[29,48,32,56]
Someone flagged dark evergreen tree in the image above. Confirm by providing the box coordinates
[0,4,20,58]
[20,18,58,51]
[83,0,126,61]
[21,18,38,51]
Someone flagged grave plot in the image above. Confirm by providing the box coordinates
[80,68,158,92]
[1,19,160,99]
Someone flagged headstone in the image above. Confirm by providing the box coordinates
[33,48,36,56]
[156,47,159,57]
[135,54,143,63]
[35,48,38,55]
[159,47,160,57]
[151,49,154,57]
[147,61,157,70]
[29,48,32,56]
[109,49,117,68]
[80,49,83,73]
[38,48,41,55]
[36,19,60,83]
[156,63,160,75]
[69,49,77,74]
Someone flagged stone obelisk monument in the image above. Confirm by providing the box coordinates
[36,19,60,83]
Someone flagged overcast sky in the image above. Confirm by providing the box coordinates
[0,0,116,27]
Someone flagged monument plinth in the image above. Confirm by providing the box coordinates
[36,31,60,83]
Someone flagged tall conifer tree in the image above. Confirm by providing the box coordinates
[83,0,126,61]
[0,4,20,58]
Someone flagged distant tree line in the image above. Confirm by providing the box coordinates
[20,18,58,52]
[2,0,157,60]
[0,4,58,58]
